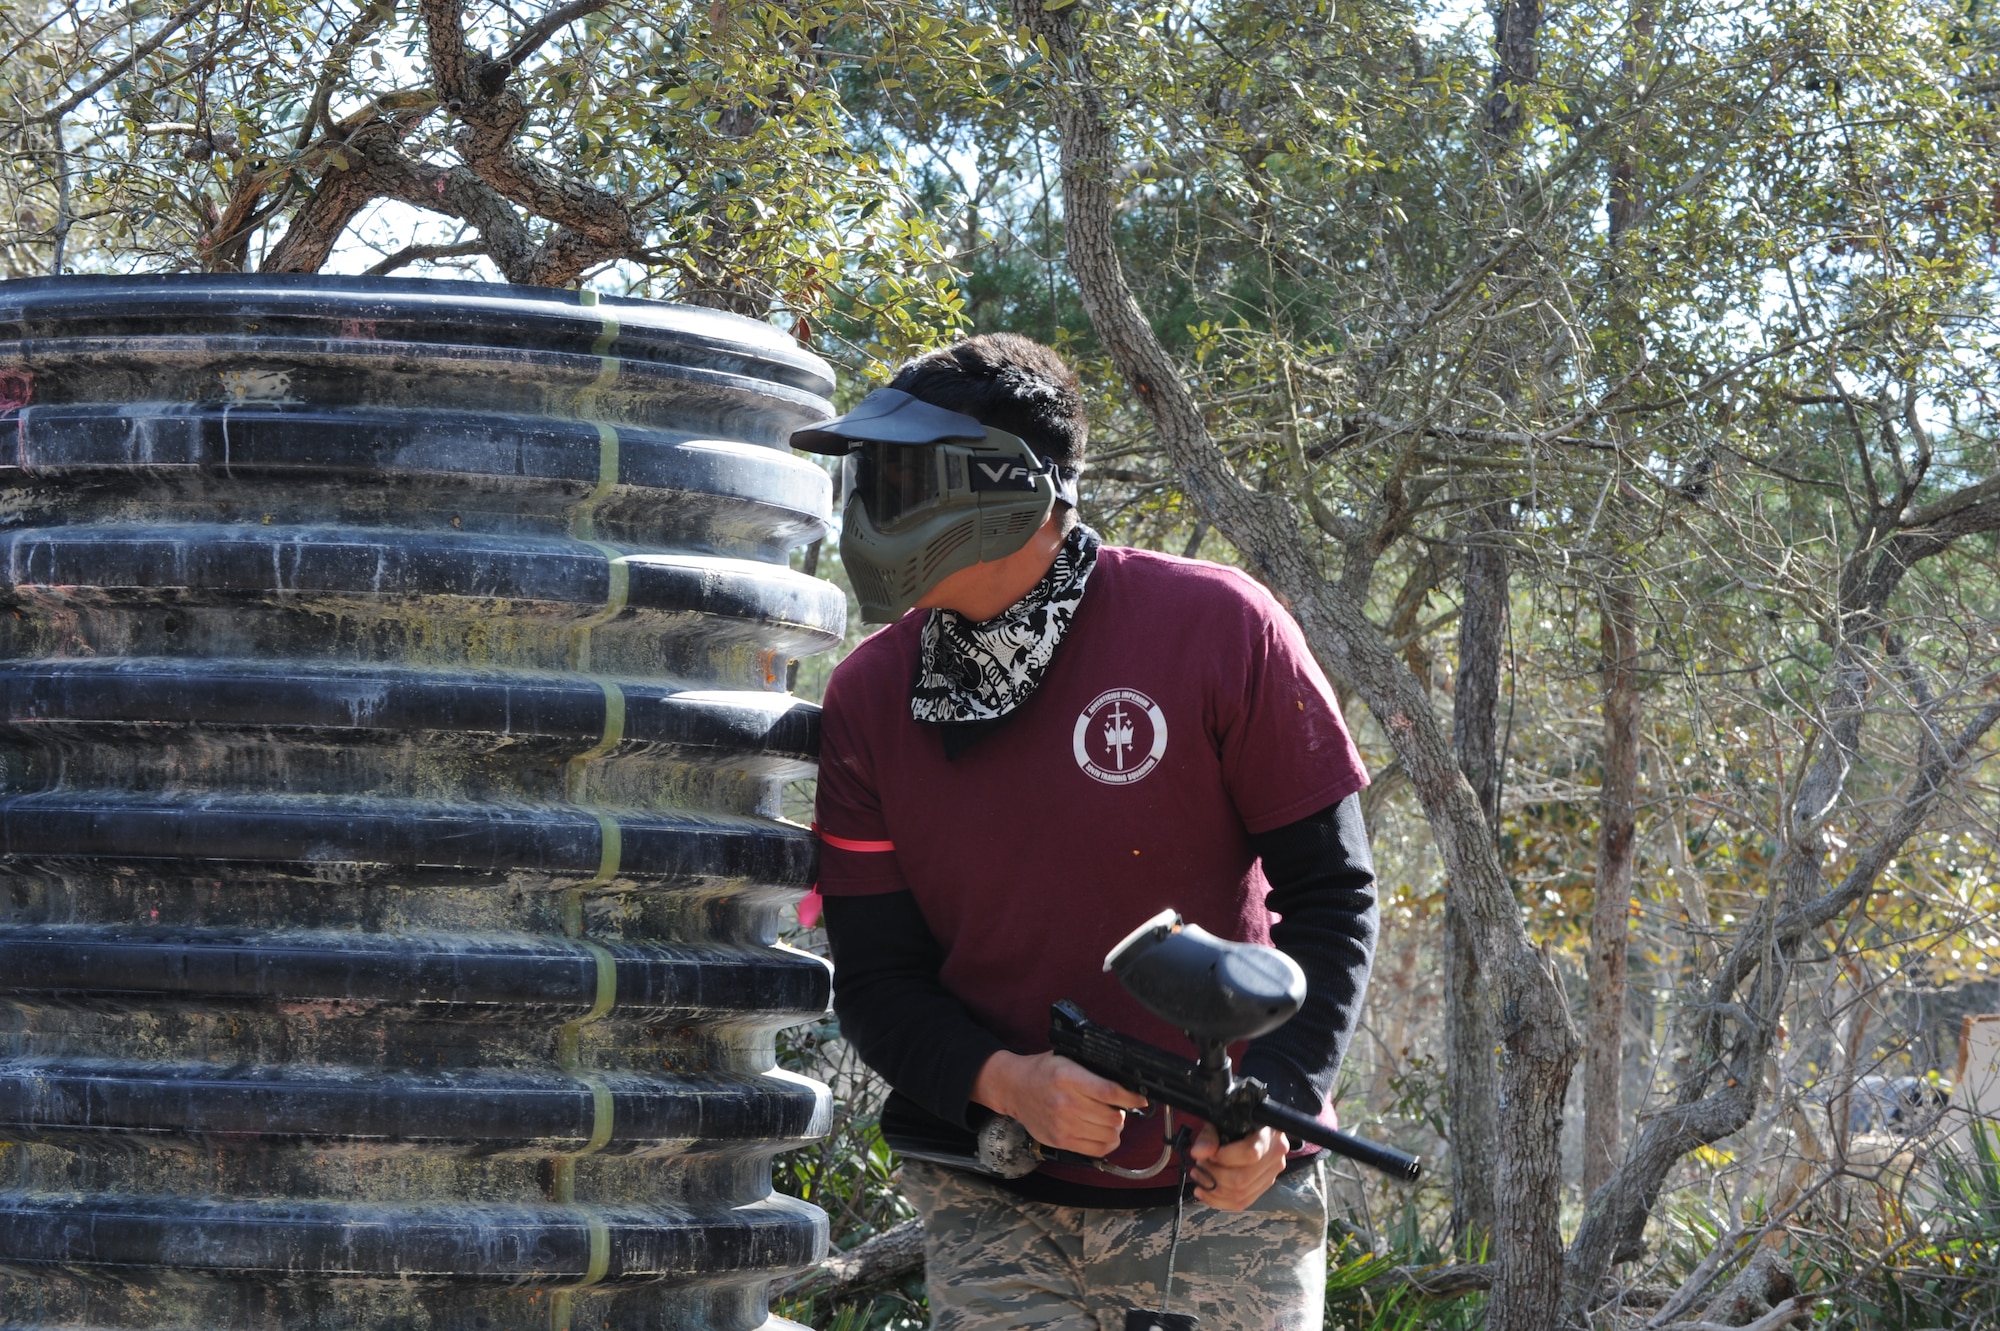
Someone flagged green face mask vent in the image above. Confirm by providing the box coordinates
[982,511,1036,544]
[847,561,893,610]
[922,521,977,581]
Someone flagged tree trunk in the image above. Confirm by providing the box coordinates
[1369,927,1423,1112]
[1582,580,1639,1198]
[1446,0,1539,1246]
[1581,0,1649,1205]
[1442,905,1496,1245]
[1445,497,1511,1248]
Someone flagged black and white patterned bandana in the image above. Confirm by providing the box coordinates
[910,524,1102,724]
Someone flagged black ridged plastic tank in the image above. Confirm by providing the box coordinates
[0,275,846,1331]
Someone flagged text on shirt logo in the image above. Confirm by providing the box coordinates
[1073,688,1169,785]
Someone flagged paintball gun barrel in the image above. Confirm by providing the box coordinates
[1048,998,1422,1182]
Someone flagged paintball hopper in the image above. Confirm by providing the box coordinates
[1103,909,1306,1044]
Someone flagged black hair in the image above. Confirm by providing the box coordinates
[887,333,1088,473]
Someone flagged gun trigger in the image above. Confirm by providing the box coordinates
[1092,1105,1178,1180]
[1093,1139,1176,1180]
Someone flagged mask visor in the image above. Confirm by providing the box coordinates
[842,443,951,530]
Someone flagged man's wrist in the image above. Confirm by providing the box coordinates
[971,1049,1024,1120]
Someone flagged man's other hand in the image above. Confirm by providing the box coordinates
[972,1050,1147,1156]
[1187,1123,1289,1211]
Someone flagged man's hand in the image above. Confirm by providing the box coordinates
[972,1050,1147,1156]
[1187,1123,1290,1211]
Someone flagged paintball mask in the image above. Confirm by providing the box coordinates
[791,388,1079,623]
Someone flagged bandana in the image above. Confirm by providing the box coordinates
[910,524,1101,724]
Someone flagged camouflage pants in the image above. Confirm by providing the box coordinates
[899,1159,1327,1331]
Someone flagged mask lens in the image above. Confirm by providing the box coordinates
[840,450,866,508]
[851,443,943,529]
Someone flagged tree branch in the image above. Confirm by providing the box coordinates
[363,239,485,276]
[501,0,612,71]
[1359,230,1530,387]
[1900,468,2000,530]
[1378,1262,1495,1297]
[379,154,539,281]
[40,0,219,122]
[418,0,475,105]
[261,111,432,274]
[453,92,639,248]
[294,1,397,151]
[781,1218,924,1305]
[1776,688,2000,940]
[1656,1296,1818,1331]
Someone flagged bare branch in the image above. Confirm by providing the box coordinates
[500,0,613,72]
[362,239,485,276]
[331,89,439,132]
[40,0,220,122]
[781,1218,923,1305]
[295,1,398,151]
[1776,687,2000,940]
[453,98,639,248]
[1359,230,1530,386]
[1561,682,2000,1317]
[379,155,539,282]
[1377,1262,1495,1297]
[1344,411,1615,454]
[1900,468,2000,530]
[1655,1296,1819,1331]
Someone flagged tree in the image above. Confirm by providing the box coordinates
[1,0,973,364]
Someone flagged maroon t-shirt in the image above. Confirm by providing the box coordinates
[814,546,1368,1186]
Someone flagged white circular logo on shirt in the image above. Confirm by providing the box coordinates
[1073,688,1168,785]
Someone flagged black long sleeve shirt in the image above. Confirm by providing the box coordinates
[822,792,1379,1206]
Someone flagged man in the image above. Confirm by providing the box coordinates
[795,334,1378,1330]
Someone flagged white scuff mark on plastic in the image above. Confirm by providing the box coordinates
[334,676,394,727]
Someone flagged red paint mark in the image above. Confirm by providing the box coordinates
[0,370,31,414]
[813,823,894,853]
[339,318,378,340]
[758,647,782,689]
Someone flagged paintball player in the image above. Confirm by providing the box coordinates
[794,334,1379,1330]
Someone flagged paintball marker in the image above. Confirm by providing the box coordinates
[886,909,1422,1184]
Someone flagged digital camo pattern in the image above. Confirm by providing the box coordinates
[899,1159,1328,1331]
[910,524,1101,723]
